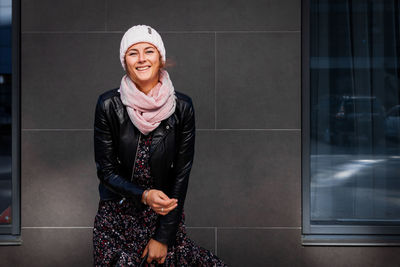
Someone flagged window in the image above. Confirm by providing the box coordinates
[302,0,400,245]
[0,0,20,245]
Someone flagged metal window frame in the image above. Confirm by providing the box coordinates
[0,0,21,245]
[301,0,400,246]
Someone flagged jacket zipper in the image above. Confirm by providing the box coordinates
[131,133,141,182]
[120,133,141,205]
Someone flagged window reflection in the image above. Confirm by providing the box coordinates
[310,0,400,224]
[0,0,12,224]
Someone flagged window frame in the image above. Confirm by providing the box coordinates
[0,0,21,245]
[301,0,400,246]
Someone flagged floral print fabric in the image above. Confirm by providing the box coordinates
[93,133,227,266]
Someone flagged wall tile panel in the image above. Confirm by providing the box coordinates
[216,32,300,129]
[21,33,123,129]
[186,227,216,254]
[21,131,99,227]
[107,0,300,31]
[0,228,93,267]
[218,229,400,267]
[21,0,106,31]
[184,130,301,227]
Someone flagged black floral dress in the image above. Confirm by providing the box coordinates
[93,132,227,266]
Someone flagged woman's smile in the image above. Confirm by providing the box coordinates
[136,66,151,71]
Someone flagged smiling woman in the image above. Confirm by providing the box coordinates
[92,25,227,266]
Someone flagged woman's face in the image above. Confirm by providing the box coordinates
[125,42,161,90]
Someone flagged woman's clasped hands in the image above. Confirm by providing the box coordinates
[142,189,178,215]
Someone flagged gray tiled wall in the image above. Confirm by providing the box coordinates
[2,0,400,266]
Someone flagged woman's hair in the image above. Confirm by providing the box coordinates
[159,55,166,69]
[161,56,176,69]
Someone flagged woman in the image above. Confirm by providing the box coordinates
[93,25,227,266]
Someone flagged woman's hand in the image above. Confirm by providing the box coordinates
[141,238,168,265]
[143,189,178,216]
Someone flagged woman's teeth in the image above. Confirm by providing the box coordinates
[136,66,150,71]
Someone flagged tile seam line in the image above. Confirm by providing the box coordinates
[21,30,301,34]
[22,128,301,131]
[104,0,107,31]
[214,31,217,129]
[197,129,301,131]
[215,227,218,256]
[216,227,301,229]
[22,227,93,229]
[22,129,93,131]
[22,226,301,229]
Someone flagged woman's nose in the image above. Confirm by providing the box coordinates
[138,51,146,62]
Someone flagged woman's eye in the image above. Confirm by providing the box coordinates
[146,50,154,54]
[129,52,137,56]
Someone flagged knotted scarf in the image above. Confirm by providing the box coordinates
[119,69,176,135]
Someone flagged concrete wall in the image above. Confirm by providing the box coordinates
[1,0,400,266]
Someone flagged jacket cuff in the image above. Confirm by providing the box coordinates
[153,216,180,246]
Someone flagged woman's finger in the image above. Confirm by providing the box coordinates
[159,255,166,264]
[152,202,176,211]
[155,191,178,205]
[154,196,174,207]
[158,208,166,215]
[141,243,149,258]
[157,210,166,216]
[156,203,178,215]
[165,203,178,212]
[147,252,155,264]
[166,200,178,208]
[154,202,178,209]
[151,203,161,209]
[155,197,177,207]
[160,255,167,264]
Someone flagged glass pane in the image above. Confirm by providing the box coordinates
[0,0,12,225]
[310,0,400,225]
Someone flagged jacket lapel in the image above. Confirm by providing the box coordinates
[150,114,176,154]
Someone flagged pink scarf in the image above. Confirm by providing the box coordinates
[119,69,176,135]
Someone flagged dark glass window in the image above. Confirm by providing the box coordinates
[0,0,12,226]
[303,0,400,244]
[0,0,20,244]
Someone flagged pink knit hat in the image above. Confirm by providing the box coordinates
[119,25,166,70]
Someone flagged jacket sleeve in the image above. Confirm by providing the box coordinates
[153,99,196,246]
[94,95,145,200]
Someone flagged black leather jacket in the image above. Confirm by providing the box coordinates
[94,88,195,246]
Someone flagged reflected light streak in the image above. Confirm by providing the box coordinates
[311,155,390,187]
[355,159,385,164]
[334,165,361,180]
[334,159,386,180]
